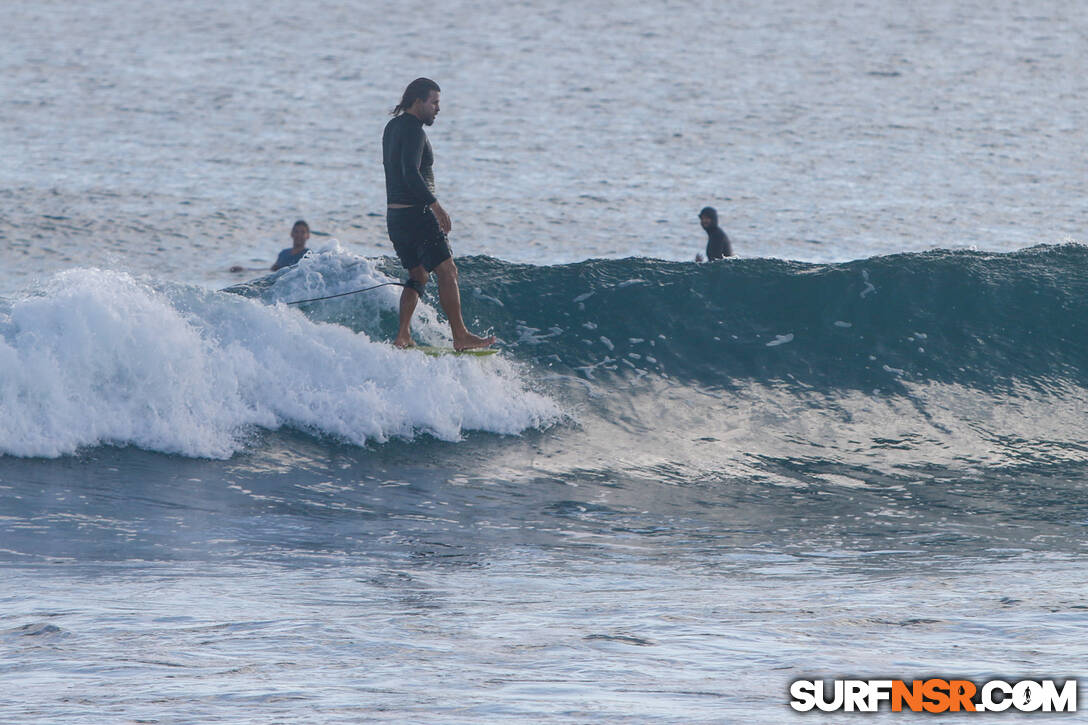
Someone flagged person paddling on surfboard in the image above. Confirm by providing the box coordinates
[382,77,495,351]
[271,220,311,271]
[228,220,311,273]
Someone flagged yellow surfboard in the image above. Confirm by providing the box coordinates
[416,345,498,357]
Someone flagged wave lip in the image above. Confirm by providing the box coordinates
[0,267,560,459]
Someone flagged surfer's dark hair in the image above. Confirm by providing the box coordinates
[392,78,441,116]
[292,219,309,232]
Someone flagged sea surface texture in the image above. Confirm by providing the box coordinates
[2,0,1086,722]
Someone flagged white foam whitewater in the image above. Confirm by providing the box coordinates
[0,267,561,458]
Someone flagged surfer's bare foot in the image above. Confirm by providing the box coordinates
[453,332,495,351]
[394,335,416,348]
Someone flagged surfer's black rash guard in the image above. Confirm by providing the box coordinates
[382,113,438,206]
[705,226,731,260]
[700,206,732,260]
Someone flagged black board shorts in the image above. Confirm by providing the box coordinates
[386,205,452,272]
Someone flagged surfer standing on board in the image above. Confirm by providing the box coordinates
[382,77,494,351]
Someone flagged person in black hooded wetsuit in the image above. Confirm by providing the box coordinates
[382,77,494,351]
[696,206,732,262]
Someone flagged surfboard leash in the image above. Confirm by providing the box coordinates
[285,281,415,306]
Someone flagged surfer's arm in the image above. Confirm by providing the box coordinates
[429,199,451,233]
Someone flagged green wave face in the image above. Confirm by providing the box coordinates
[409,245,1088,392]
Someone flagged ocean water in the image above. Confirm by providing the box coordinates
[2,0,1087,722]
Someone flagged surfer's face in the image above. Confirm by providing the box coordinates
[291,224,310,246]
[412,91,440,126]
[700,215,713,229]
